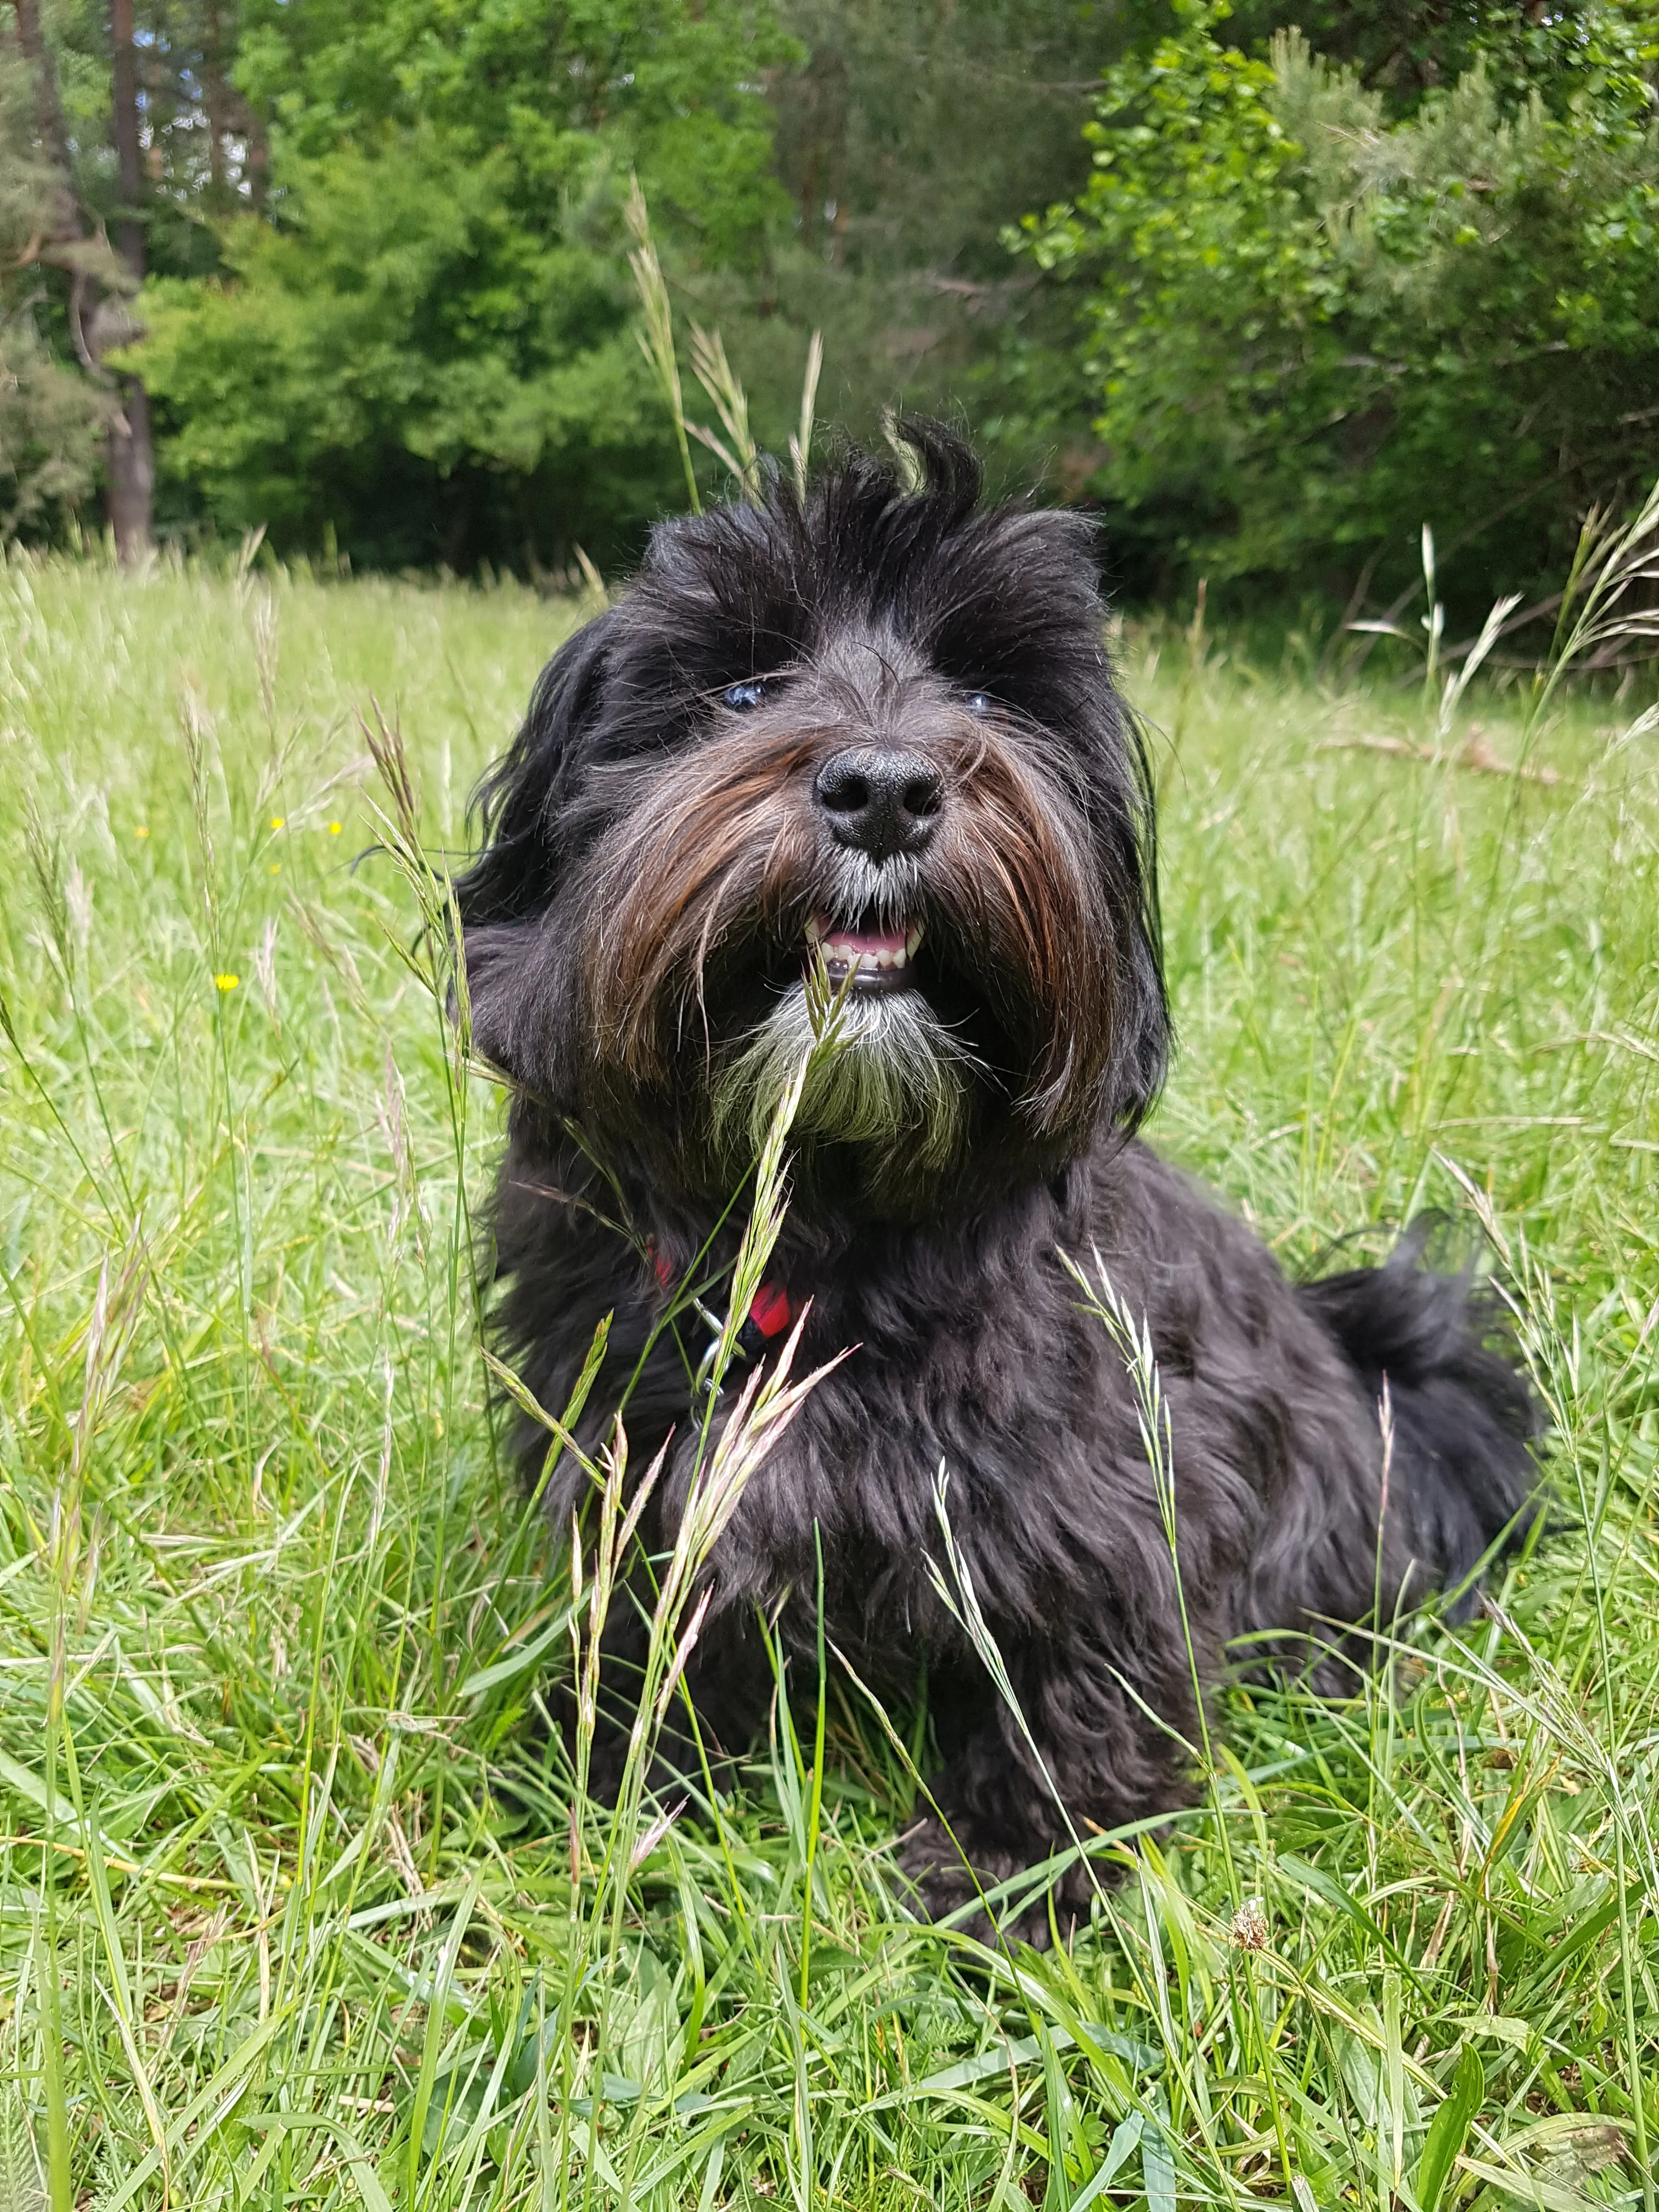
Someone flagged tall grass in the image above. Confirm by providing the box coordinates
[0,546,1655,2211]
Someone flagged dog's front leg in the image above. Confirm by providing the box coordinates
[900,1641,1200,1944]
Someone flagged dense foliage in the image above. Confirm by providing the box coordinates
[1022,0,1659,610]
[127,0,1127,569]
[131,0,791,569]
[5,0,1659,606]
[2,0,1134,568]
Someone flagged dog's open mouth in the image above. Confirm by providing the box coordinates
[805,915,924,994]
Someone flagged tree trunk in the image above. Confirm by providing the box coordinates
[10,0,82,241]
[10,0,157,556]
[245,109,269,211]
[107,380,154,559]
[10,0,100,382]
[108,0,153,561]
[219,77,270,213]
[202,0,228,200]
[783,42,848,260]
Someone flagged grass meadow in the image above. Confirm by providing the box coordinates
[0,549,1656,2212]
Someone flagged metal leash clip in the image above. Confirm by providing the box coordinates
[691,1298,736,1414]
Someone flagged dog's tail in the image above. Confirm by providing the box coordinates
[1298,1229,1544,1614]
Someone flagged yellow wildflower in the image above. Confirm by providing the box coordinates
[134,825,150,839]
[269,816,285,831]
[215,973,240,993]
[328,821,343,836]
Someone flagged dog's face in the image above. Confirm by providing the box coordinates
[457,428,1166,1220]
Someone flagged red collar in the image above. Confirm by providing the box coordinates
[650,1245,795,1349]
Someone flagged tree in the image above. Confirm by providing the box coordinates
[108,0,153,555]
[131,0,797,567]
[759,0,1130,490]
[0,38,108,537]
[123,0,1139,564]
[3,0,165,556]
[2,0,285,555]
[1189,0,1656,117]
[7,0,1141,569]
[1020,0,1659,612]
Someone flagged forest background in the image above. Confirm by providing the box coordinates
[2,0,1659,622]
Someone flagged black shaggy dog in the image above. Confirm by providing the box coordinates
[456,427,1539,1929]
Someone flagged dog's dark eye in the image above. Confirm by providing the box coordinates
[723,680,766,712]
[966,691,994,716]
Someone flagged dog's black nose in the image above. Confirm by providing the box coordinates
[813,747,943,860]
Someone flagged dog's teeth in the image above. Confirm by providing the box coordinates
[808,921,918,978]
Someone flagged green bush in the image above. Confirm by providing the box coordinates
[131,0,793,571]
[1021,0,1659,614]
[134,133,676,571]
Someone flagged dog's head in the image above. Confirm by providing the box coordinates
[456,427,1167,1218]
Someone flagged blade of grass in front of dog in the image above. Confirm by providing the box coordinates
[557,1162,845,2212]
[1066,1247,1301,2155]
[37,1749,71,2212]
[799,1521,829,2012]
[925,1462,1166,1943]
[687,323,761,501]
[790,330,823,504]
[404,1872,479,2203]
[693,1031,815,1437]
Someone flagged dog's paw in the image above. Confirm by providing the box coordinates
[898,1814,1090,1950]
[899,1814,997,1915]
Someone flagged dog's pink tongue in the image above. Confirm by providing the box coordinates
[822,927,906,958]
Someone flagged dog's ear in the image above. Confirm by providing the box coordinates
[454,609,616,928]
[1103,704,1171,1134]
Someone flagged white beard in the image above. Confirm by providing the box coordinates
[711,981,980,1171]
